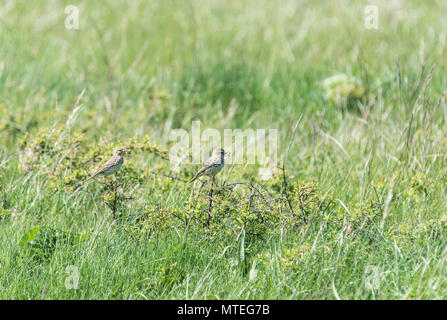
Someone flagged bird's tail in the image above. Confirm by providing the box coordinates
[69,174,96,198]
[189,174,199,183]
[84,171,100,183]
[84,175,95,183]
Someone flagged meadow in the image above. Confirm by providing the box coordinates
[1,0,447,299]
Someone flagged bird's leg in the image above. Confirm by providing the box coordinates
[107,177,114,192]
[197,179,205,196]
[113,179,118,219]
[106,177,120,220]
[206,176,215,230]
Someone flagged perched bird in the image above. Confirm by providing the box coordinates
[87,147,127,181]
[69,147,127,197]
[189,148,226,183]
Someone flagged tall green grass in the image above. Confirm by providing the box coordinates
[1,0,447,299]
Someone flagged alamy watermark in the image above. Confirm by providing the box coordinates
[364,265,383,290]
[65,265,79,290]
[364,5,379,30]
[168,121,278,179]
[65,5,79,30]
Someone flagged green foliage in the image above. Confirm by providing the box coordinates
[117,170,334,249]
[18,125,167,192]
[322,73,367,112]
[1,0,447,300]
[19,226,89,262]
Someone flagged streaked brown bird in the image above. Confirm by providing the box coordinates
[189,148,226,183]
[87,147,126,181]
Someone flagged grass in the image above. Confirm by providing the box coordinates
[1,0,447,299]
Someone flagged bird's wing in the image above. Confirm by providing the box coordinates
[189,154,219,182]
[195,163,212,176]
[189,159,214,182]
[197,154,218,174]
[93,155,119,176]
[189,166,208,182]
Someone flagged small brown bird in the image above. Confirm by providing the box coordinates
[189,148,226,183]
[69,147,128,197]
[87,147,126,181]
